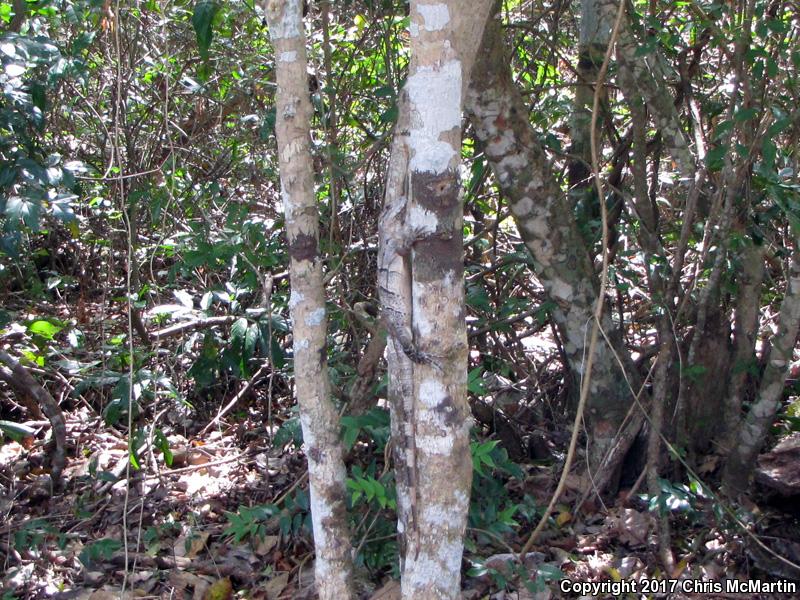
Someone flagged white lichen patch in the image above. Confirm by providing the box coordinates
[522,215,549,239]
[442,269,458,291]
[418,378,447,408]
[512,196,534,215]
[406,60,462,174]
[267,0,302,39]
[437,537,464,578]
[403,549,440,593]
[280,184,293,220]
[295,338,310,351]
[417,421,470,455]
[487,131,514,156]
[530,239,554,266]
[549,278,574,303]
[453,489,469,512]
[308,492,335,577]
[289,289,304,309]
[304,307,325,327]
[407,203,439,234]
[565,326,586,354]
[299,411,315,446]
[412,290,435,337]
[422,499,464,529]
[498,152,528,174]
[278,51,297,62]
[282,138,304,162]
[418,3,450,31]
[416,432,451,455]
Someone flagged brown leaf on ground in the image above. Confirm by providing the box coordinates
[264,571,290,599]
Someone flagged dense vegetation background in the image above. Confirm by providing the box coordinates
[1,0,799,597]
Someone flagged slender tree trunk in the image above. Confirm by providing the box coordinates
[604,0,696,181]
[723,250,800,495]
[569,0,612,221]
[265,2,354,598]
[466,14,638,478]
[719,243,765,451]
[379,2,492,597]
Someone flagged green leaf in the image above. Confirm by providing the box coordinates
[155,429,173,467]
[79,539,122,567]
[467,367,486,395]
[762,139,777,169]
[0,420,36,441]
[244,323,259,360]
[192,1,220,62]
[0,3,12,23]
[734,107,758,122]
[705,145,727,171]
[537,563,564,580]
[230,317,247,346]
[5,195,41,229]
[342,422,359,450]
[379,103,398,124]
[27,319,63,340]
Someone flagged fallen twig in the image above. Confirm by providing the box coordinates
[199,363,270,436]
[0,350,67,490]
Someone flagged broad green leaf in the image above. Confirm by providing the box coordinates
[5,195,41,229]
[705,145,727,171]
[0,420,36,441]
[192,1,220,62]
[734,107,758,122]
[244,323,259,359]
[230,317,247,346]
[27,319,63,339]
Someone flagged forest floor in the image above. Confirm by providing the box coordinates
[2,297,800,600]
[2,393,800,600]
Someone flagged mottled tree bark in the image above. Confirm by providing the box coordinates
[379,2,492,597]
[723,250,800,495]
[265,2,354,598]
[466,14,637,476]
[603,0,696,181]
[569,0,612,219]
[718,243,765,451]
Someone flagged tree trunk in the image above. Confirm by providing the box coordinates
[466,13,638,477]
[265,2,354,598]
[718,243,765,452]
[723,250,800,495]
[569,0,612,224]
[379,2,492,597]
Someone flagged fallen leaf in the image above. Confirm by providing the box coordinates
[255,535,279,556]
[174,530,210,558]
[264,572,290,599]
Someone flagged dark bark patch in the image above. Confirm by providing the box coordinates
[566,251,578,271]
[435,394,461,427]
[308,446,323,463]
[413,236,463,282]
[289,233,318,262]
[323,489,352,547]
[411,170,460,218]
